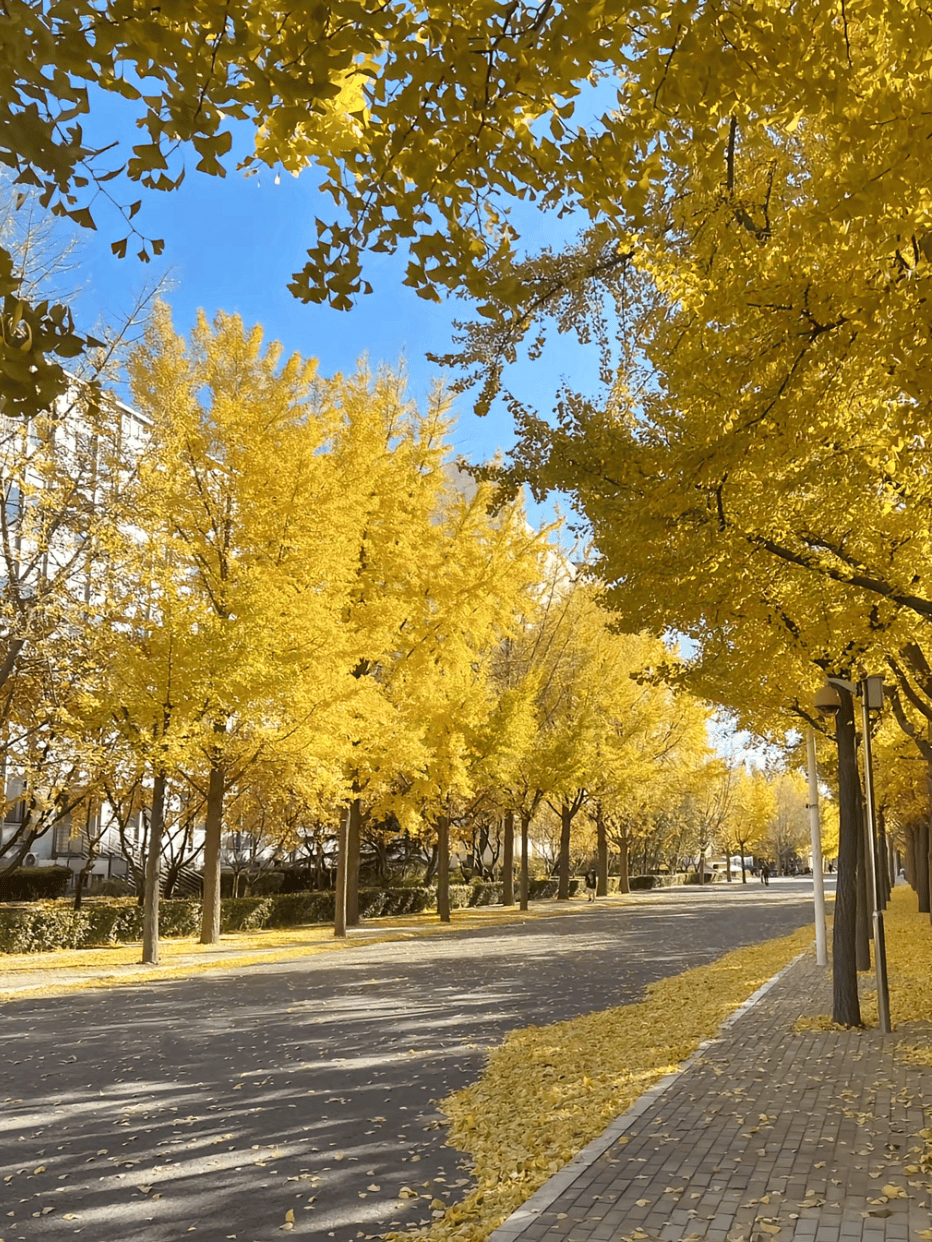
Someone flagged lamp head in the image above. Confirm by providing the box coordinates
[814,682,842,716]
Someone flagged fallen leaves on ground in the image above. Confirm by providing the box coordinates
[388,884,932,1242]
[794,884,932,1037]
[383,924,814,1242]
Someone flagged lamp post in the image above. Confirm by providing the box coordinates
[805,727,828,966]
[816,675,891,1033]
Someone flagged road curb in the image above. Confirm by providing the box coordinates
[487,952,807,1242]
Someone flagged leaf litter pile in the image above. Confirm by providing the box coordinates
[390,888,932,1242]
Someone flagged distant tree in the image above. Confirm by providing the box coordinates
[762,771,811,875]
[721,767,777,884]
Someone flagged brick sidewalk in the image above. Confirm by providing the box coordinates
[490,955,932,1242]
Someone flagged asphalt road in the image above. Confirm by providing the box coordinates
[0,879,829,1242]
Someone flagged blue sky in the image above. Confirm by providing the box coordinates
[59,103,597,533]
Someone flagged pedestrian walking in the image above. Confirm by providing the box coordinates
[585,867,598,901]
[760,861,770,886]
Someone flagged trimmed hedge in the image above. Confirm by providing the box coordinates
[527,877,583,898]
[628,873,689,890]
[0,866,71,902]
[0,874,612,954]
[0,898,204,954]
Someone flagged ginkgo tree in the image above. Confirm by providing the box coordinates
[459,187,926,1023]
[126,303,362,945]
[593,665,711,893]
[316,371,454,937]
[101,516,216,965]
[720,766,777,884]
[372,472,546,923]
[490,572,612,903]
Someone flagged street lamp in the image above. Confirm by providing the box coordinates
[804,727,828,966]
[816,675,891,1033]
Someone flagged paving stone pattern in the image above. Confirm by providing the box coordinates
[491,956,932,1242]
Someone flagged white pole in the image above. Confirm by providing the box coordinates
[806,727,828,966]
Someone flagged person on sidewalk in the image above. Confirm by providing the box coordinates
[760,861,770,886]
[585,868,598,901]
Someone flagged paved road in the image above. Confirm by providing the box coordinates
[0,880,828,1242]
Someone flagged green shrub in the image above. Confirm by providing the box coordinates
[464,880,502,907]
[448,883,471,909]
[266,891,335,926]
[527,877,583,898]
[357,888,393,918]
[627,874,688,890]
[0,897,199,953]
[0,905,84,953]
[0,866,72,902]
[81,902,144,944]
[220,897,275,932]
[159,900,202,937]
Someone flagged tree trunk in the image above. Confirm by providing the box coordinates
[557,801,572,900]
[502,811,515,906]
[596,804,608,896]
[200,742,226,945]
[877,813,890,906]
[334,805,349,939]
[855,797,871,972]
[917,823,930,915]
[374,836,389,885]
[423,842,439,885]
[437,812,450,923]
[142,768,167,966]
[73,868,87,911]
[73,803,97,910]
[905,825,916,890]
[346,795,362,926]
[519,810,530,911]
[832,689,862,1027]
